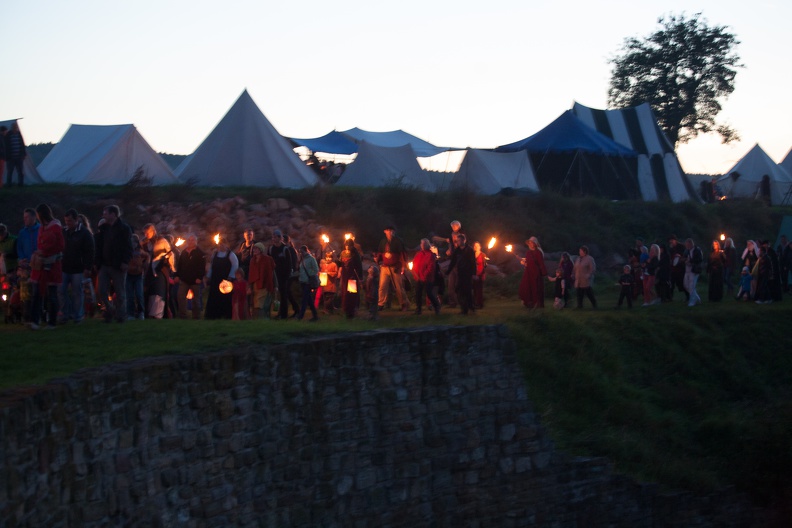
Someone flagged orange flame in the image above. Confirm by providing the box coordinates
[213,234,221,245]
[505,244,513,253]
[321,234,330,244]
[344,233,353,240]
[175,237,185,247]
[408,261,413,271]
[720,233,726,241]
[488,237,496,250]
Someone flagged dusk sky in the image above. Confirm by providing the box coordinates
[3,0,790,175]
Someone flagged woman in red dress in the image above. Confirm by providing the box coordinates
[30,203,65,329]
[518,236,547,309]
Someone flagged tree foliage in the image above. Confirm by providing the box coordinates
[608,13,742,146]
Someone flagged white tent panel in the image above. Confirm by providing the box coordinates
[335,141,430,190]
[717,144,792,205]
[664,154,692,203]
[636,156,657,202]
[452,149,539,195]
[38,124,177,185]
[176,90,318,188]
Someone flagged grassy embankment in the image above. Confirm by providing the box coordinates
[1,184,791,509]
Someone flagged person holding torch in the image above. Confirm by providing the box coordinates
[376,225,409,311]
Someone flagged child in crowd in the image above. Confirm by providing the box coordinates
[366,264,379,321]
[736,266,752,301]
[617,264,634,308]
[17,267,32,323]
[232,268,249,320]
[548,267,566,309]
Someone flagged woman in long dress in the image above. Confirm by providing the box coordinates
[518,237,547,309]
[205,236,238,320]
[707,240,726,302]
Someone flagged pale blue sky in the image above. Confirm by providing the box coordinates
[3,0,790,174]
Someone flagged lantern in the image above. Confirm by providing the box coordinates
[347,279,358,293]
[319,272,328,287]
[408,261,413,271]
[186,289,194,300]
[219,280,234,294]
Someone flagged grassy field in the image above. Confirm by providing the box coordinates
[1,185,791,510]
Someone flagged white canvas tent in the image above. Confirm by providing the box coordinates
[451,149,539,195]
[335,141,432,190]
[780,147,792,179]
[0,119,45,184]
[175,90,318,188]
[38,124,177,185]
[717,144,792,205]
[572,102,696,202]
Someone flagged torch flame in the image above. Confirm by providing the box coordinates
[321,234,330,244]
[720,233,726,241]
[505,244,513,253]
[488,237,496,250]
[344,233,353,240]
[175,237,185,247]
[213,233,221,245]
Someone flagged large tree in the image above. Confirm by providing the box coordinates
[608,13,742,146]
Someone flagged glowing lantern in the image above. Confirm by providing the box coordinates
[213,234,221,245]
[219,280,234,294]
[488,237,496,250]
[186,289,194,300]
[408,261,413,271]
[505,244,513,253]
[319,272,328,287]
[347,279,358,293]
[175,238,186,247]
[1,294,6,302]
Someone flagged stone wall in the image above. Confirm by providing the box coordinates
[0,326,759,527]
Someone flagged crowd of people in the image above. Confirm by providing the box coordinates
[517,233,791,311]
[0,206,494,328]
[1,203,790,329]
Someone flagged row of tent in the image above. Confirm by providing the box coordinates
[6,91,792,203]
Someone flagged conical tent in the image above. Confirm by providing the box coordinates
[38,124,177,185]
[497,111,641,200]
[176,90,318,188]
[717,144,792,205]
[335,141,430,189]
[780,147,792,178]
[0,119,44,184]
[451,149,539,195]
[572,102,696,202]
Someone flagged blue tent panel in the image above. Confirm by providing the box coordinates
[340,128,451,158]
[497,111,638,157]
[290,131,359,155]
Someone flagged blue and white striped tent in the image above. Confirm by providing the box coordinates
[572,102,697,202]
